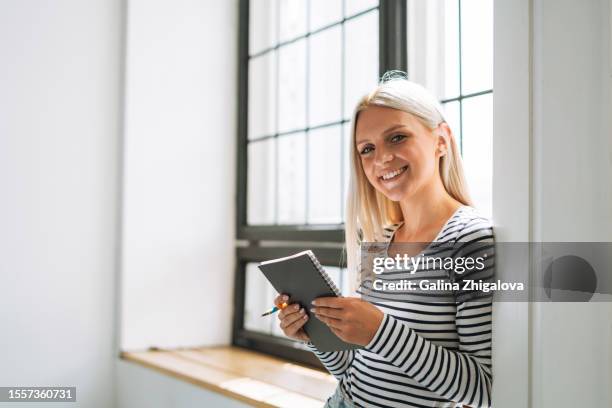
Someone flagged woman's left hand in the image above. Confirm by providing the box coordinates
[311,297,384,346]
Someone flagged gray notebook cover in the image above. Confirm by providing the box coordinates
[258,251,362,352]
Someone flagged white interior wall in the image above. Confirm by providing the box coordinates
[0,0,122,407]
[531,0,612,405]
[492,0,532,405]
[494,0,612,406]
[117,361,249,408]
[120,0,238,351]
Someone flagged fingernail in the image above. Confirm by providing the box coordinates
[300,308,305,314]
[282,295,289,301]
[311,300,317,305]
[294,304,299,311]
[303,315,308,320]
[310,307,316,313]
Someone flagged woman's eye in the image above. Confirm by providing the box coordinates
[390,134,406,143]
[359,145,374,155]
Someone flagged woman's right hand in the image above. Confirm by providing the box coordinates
[275,294,310,342]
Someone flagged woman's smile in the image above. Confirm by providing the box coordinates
[379,165,409,182]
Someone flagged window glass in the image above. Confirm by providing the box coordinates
[462,94,493,217]
[442,100,461,145]
[460,0,493,94]
[310,0,342,31]
[244,263,278,334]
[249,0,278,55]
[246,4,379,226]
[278,39,307,133]
[309,26,342,127]
[248,52,276,139]
[443,0,460,98]
[308,126,342,224]
[344,10,379,118]
[345,0,379,17]
[279,0,307,42]
[247,138,276,224]
[277,133,306,224]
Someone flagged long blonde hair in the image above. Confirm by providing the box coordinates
[345,74,472,290]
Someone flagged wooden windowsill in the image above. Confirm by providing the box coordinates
[121,346,337,407]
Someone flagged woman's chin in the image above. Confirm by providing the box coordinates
[377,185,412,202]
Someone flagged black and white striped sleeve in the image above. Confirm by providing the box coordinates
[306,344,355,381]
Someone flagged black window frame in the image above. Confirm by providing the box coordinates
[233,0,407,368]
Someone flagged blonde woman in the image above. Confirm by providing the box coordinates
[275,73,494,408]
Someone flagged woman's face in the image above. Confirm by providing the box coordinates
[355,105,446,202]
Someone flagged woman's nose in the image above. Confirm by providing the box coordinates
[375,149,394,165]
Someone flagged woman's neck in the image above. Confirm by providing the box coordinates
[396,178,463,241]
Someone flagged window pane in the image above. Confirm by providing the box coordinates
[248,138,276,224]
[277,133,306,224]
[244,263,278,334]
[249,52,276,139]
[278,39,306,133]
[310,0,342,31]
[340,268,351,296]
[279,0,307,42]
[460,0,493,94]
[442,100,461,147]
[462,94,492,218]
[249,0,278,55]
[443,0,460,98]
[309,26,342,127]
[344,10,379,118]
[345,0,378,17]
[308,126,342,224]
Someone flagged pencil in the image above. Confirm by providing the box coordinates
[261,302,288,317]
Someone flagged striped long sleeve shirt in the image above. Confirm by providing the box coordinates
[308,206,494,408]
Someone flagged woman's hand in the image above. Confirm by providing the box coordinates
[311,297,384,347]
[274,294,310,342]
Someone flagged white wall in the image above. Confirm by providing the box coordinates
[492,0,532,405]
[495,0,612,407]
[0,0,122,407]
[120,0,238,351]
[531,0,612,406]
[116,0,240,404]
[117,361,249,408]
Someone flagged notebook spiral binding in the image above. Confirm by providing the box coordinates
[306,250,341,296]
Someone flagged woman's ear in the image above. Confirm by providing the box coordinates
[435,122,452,157]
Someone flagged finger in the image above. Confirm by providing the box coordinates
[283,311,309,335]
[315,313,343,330]
[280,307,306,329]
[311,306,343,320]
[312,296,343,308]
[296,330,310,342]
[274,294,290,307]
[278,303,300,320]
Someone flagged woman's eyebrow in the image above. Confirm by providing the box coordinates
[356,124,407,144]
[382,124,406,135]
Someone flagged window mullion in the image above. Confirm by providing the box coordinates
[379,0,408,75]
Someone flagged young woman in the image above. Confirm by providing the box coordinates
[274,74,494,408]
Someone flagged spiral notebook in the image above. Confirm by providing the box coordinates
[258,250,361,352]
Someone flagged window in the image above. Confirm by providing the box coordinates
[407,0,493,216]
[234,0,492,367]
[235,0,407,367]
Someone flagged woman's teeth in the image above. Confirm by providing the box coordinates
[381,166,408,181]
